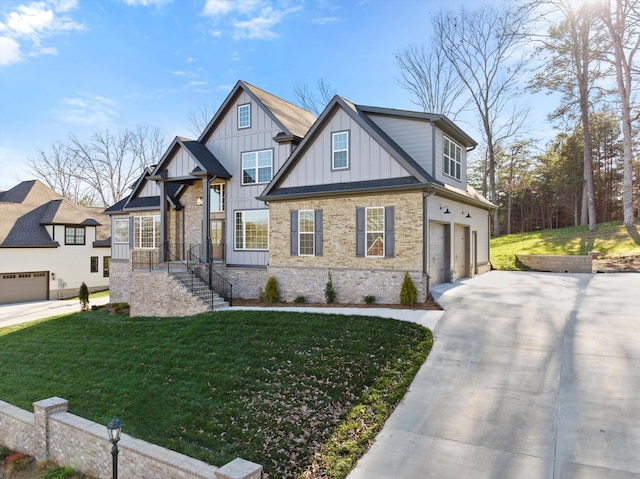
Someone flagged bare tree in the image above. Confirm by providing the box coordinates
[530,0,609,231]
[294,79,336,116]
[433,3,531,236]
[187,104,218,138]
[27,143,94,204]
[396,43,470,119]
[599,0,640,226]
[29,127,168,207]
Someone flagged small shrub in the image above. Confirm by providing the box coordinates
[363,294,376,304]
[79,282,89,311]
[5,452,32,472]
[294,295,306,304]
[263,276,280,305]
[42,465,76,479]
[324,271,337,304]
[0,445,11,461]
[399,272,418,306]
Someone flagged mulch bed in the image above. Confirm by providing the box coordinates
[232,297,443,310]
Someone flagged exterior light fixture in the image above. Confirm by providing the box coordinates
[107,417,123,479]
[462,210,472,218]
[51,272,56,280]
[440,206,451,214]
[196,197,204,206]
[466,213,472,218]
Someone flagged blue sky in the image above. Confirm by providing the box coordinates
[0,0,550,191]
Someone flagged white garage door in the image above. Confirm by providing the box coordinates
[0,272,49,304]
[454,225,469,280]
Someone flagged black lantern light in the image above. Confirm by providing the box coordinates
[106,417,123,479]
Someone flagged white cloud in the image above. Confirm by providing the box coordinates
[0,36,22,65]
[312,16,341,25]
[122,0,172,6]
[201,0,302,40]
[54,94,118,125]
[0,0,85,65]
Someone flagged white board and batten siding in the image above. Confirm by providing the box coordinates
[204,90,290,267]
[279,109,411,189]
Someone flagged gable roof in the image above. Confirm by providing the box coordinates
[105,168,182,214]
[150,136,231,182]
[259,95,440,200]
[199,80,316,143]
[0,180,111,247]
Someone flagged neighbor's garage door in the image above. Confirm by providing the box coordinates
[0,272,48,304]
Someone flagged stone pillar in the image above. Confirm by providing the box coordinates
[216,458,262,479]
[32,397,68,460]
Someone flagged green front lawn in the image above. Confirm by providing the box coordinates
[0,310,432,479]
[491,220,640,270]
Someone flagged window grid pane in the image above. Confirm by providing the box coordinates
[242,150,272,184]
[238,104,250,128]
[114,218,129,243]
[332,132,349,169]
[298,210,314,255]
[366,207,384,257]
[134,215,160,249]
[444,137,462,180]
[235,210,268,250]
[65,226,85,245]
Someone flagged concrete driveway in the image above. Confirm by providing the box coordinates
[0,295,110,328]
[348,271,640,479]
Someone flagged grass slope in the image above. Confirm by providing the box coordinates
[491,220,640,270]
[0,310,432,479]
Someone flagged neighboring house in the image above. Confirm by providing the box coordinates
[0,180,111,304]
[106,80,494,317]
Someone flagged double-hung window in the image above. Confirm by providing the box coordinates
[90,256,99,273]
[332,131,349,169]
[133,215,160,249]
[114,217,129,243]
[443,136,462,180]
[290,209,323,256]
[238,104,250,129]
[356,206,394,258]
[103,256,110,277]
[235,210,268,250]
[298,210,315,255]
[242,149,273,184]
[65,226,85,245]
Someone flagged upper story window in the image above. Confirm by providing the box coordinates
[444,136,462,180]
[238,103,250,129]
[332,131,349,170]
[133,215,160,249]
[210,183,225,212]
[65,226,85,245]
[242,149,273,185]
[234,210,268,250]
[114,218,129,243]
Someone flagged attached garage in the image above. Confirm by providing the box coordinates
[429,221,450,286]
[454,224,470,280]
[0,271,49,304]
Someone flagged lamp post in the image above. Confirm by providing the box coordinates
[106,417,123,479]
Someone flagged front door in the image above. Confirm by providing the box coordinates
[211,220,225,262]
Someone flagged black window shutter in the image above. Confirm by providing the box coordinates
[290,210,298,256]
[385,206,395,258]
[314,209,323,256]
[356,207,365,257]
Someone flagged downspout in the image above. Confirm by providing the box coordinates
[159,179,167,262]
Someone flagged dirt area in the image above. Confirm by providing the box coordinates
[232,296,443,310]
[592,253,640,273]
[0,451,94,479]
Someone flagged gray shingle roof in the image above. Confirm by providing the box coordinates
[0,180,111,247]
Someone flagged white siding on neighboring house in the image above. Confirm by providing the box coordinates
[279,109,411,189]
[366,114,433,176]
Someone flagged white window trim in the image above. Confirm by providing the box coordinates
[133,215,160,249]
[210,183,225,212]
[298,209,315,256]
[114,217,129,244]
[443,136,462,180]
[332,131,349,170]
[234,210,269,251]
[241,149,273,185]
[365,206,385,258]
[238,103,250,129]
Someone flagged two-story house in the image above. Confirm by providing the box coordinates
[106,81,493,316]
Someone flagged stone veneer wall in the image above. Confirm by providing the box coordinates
[267,265,427,304]
[515,253,596,273]
[212,266,269,300]
[129,270,209,317]
[109,260,131,304]
[0,397,262,479]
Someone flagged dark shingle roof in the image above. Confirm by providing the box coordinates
[0,180,111,247]
[262,177,423,200]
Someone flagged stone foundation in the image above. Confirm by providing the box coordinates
[266,266,427,304]
[130,271,209,317]
[109,260,131,304]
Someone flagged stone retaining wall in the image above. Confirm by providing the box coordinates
[130,270,209,317]
[515,252,598,273]
[0,397,261,479]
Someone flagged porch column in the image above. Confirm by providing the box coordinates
[202,177,211,262]
[159,179,168,261]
